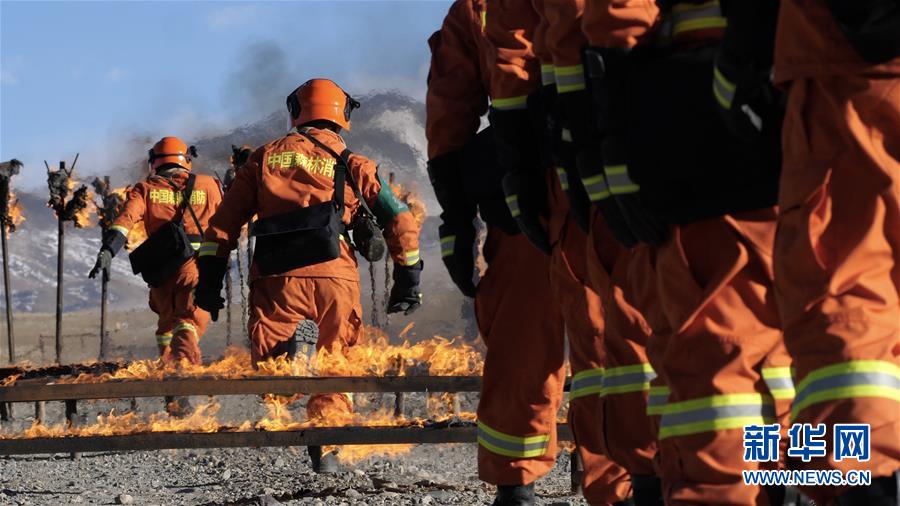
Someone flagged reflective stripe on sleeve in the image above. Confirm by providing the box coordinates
[791,360,900,420]
[555,167,569,191]
[110,225,130,237]
[555,64,585,93]
[604,165,640,195]
[505,195,521,218]
[569,368,605,401]
[199,241,219,257]
[491,96,528,111]
[647,386,670,415]
[440,236,456,258]
[399,249,420,266]
[603,363,657,396]
[659,393,776,440]
[477,420,551,458]
[713,66,736,110]
[541,64,556,86]
[671,1,727,36]
[762,367,796,401]
[582,174,611,202]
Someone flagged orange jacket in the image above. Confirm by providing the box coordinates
[582,0,660,49]
[202,127,420,282]
[774,0,900,83]
[426,0,541,159]
[111,170,222,245]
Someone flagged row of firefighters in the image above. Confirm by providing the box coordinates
[87,0,899,504]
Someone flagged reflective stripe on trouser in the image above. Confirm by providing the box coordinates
[775,75,900,492]
[475,228,565,486]
[604,165,639,195]
[603,363,656,395]
[477,420,550,458]
[149,258,208,364]
[659,393,776,440]
[491,96,528,111]
[173,321,197,337]
[156,333,173,347]
[541,63,555,86]
[582,174,611,202]
[548,209,632,504]
[670,0,726,37]
[555,64,585,94]
[653,212,782,504]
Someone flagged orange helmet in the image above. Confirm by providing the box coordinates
[286,79,360,131]
[148,136,196,172]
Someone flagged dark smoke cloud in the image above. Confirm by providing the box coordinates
[224,41,296,120]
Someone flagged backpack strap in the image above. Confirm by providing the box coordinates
[296,130,377,219]
[163,173,205,236]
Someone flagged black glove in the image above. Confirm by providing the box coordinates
[490,107,551,255]
[576,144,637,247]
[712,51,781,145]
[439,222,477,298]
[195,255,227,322]
[602,136,669,246]
[88,248,112,280]
[388,260,423,315]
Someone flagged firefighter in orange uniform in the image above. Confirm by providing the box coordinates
[89,137,221,367]
[195,78,422,473]
[577,0,795,503]
[428,1,631,504]
[773,0,900,503]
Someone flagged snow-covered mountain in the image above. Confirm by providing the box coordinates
[3,93,454,324]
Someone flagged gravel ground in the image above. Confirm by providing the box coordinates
[0,395,585,506]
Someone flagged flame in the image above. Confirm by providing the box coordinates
[73,190,97,228]
[390,181,427,227]
[126,221,148,250]
[4,190,25,235]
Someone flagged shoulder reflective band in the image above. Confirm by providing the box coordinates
[373,175,410,225]
[570,368,605,401]
[582,174,611,202]
[173,321,198,338]
[399,249,420,266]
[541,64,556,86]
[477,420,551,458]
[671,0,727,37]
[555,167,569,191]
[603,363,657,396]
[491,96,528,111]
[505,194,521,218]
[555,64,586,94]
[713,66,736,110]
[199,241,219,257]
[604,165,640,195]
[659,393,776,440]
[156,333,173,347]
[647,385,670,415]
[440,236,456,258]
[762,366,796,401]
[791,360,900,421]
[110,225,130,237]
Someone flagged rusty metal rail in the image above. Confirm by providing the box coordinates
[0,424,574,455]
[0,376,485,402]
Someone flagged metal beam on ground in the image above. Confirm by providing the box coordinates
[0,376,485,402]
[0,424,574,456]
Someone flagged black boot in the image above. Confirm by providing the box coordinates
[631,474,663,506]
[492,483,535,506]
[835,472,899,506]
[307,445,339,474]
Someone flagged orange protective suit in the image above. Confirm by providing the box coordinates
[773,1,900,501]
[428,2,631,501]
[112,171,222,364]
[202,127,420,418]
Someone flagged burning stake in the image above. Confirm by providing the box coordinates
[0,159,23,367]
[92,177,127,360]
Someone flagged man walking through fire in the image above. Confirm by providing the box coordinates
[89,136,222,368]
[195,78,423,473]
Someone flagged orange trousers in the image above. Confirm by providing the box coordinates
[649,210,792,505]
[150,258,209,365]
[775,74,900,502]
[248,276,363,418]
[549,203,633,503]
[586,209,660,478]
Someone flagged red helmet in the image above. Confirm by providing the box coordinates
[148,136,196,172]
[285,79,360,131]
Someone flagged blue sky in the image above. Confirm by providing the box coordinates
[0,1,450,189]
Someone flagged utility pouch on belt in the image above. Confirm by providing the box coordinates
[129,174,202,287]
[251,200,345,275]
